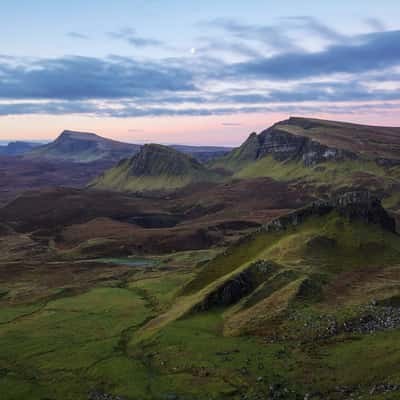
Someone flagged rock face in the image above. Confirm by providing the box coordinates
[193,260,276,312]
[264,191,396,233]
[125,144,207,177]
[91,144,220,193]
[257,126,356,166]
[221,118,358,168]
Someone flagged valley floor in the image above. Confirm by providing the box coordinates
[1,251,400,400]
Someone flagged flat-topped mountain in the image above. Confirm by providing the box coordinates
[214,117,400,171]
[90,143,221,192]
[279,117,400,161]
[26,130,231,164]
[27,130,140,163]
[209,117,400,219]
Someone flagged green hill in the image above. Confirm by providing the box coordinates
[127,192,400,398]
[211,117,400,215]
[213,117,400,172]
[90,143,221,193]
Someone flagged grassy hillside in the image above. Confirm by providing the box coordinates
[91,144,222,193]
[2,194,400,399]
[124,195,400,398]
[210,118,400,216]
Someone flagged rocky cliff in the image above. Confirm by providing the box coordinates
[257,125,357,166]
[215,117,400,171]
[192,260,277,312]
[264,191,396,233]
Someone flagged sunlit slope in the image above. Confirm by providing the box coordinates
[91,143,221,193]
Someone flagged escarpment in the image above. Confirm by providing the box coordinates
[256,126,357,166]
[263,191,396,233]
[192,260,278,312]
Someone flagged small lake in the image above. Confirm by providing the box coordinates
[95,258,157,267]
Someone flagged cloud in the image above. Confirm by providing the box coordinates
[108,28,164,47]
[222,122,242,127]
[0,19,399,120]
[0,101,98,116]
[128,128,145,132]
[2,100,399,119]
[229,30,400,80]
[204,18,299,52]
[365,18,387,32]
[0,55,195,100]
[220,79,400,104]
[282,16,347,42]
[67,32,89,40]
[196,37,263,59]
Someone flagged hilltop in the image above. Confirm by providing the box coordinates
[213,117,400,171]
[25,130,231,164]
[211,117,400,218]
[90,143,222,193]
[27,130,140,163]
[127,192,400,398]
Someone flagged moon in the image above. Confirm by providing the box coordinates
[190,47,196,55]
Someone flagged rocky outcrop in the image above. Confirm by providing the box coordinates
[219,121,358,169]
[193,260,277,312]
[89,391,126,400]
[91,144,220,193]
[126,144,207,177]
[257,127,357,166]
[263,191,396,233]
[375,158,400,167]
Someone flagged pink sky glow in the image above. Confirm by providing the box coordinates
[2,104,400,146]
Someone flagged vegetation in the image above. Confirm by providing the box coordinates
[3,118,400,399]
[91,144,222,193]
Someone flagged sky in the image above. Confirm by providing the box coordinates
[1,0,400,145]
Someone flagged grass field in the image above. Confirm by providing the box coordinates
[2,219,400,400]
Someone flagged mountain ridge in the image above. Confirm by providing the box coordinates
[26,130,232,163]
[212,117,400,173]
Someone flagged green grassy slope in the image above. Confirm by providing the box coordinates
[2,205,400,399]
[209,118,400,217]
[91,144,221,193]
[183,210,400,296]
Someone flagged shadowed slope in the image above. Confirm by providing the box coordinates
[27,130,140,163]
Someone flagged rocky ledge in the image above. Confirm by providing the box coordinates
[192,260,277,312]
[256,126,357,167]
[263,191,396,233]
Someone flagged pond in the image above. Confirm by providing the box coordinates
[94,258,158,267]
